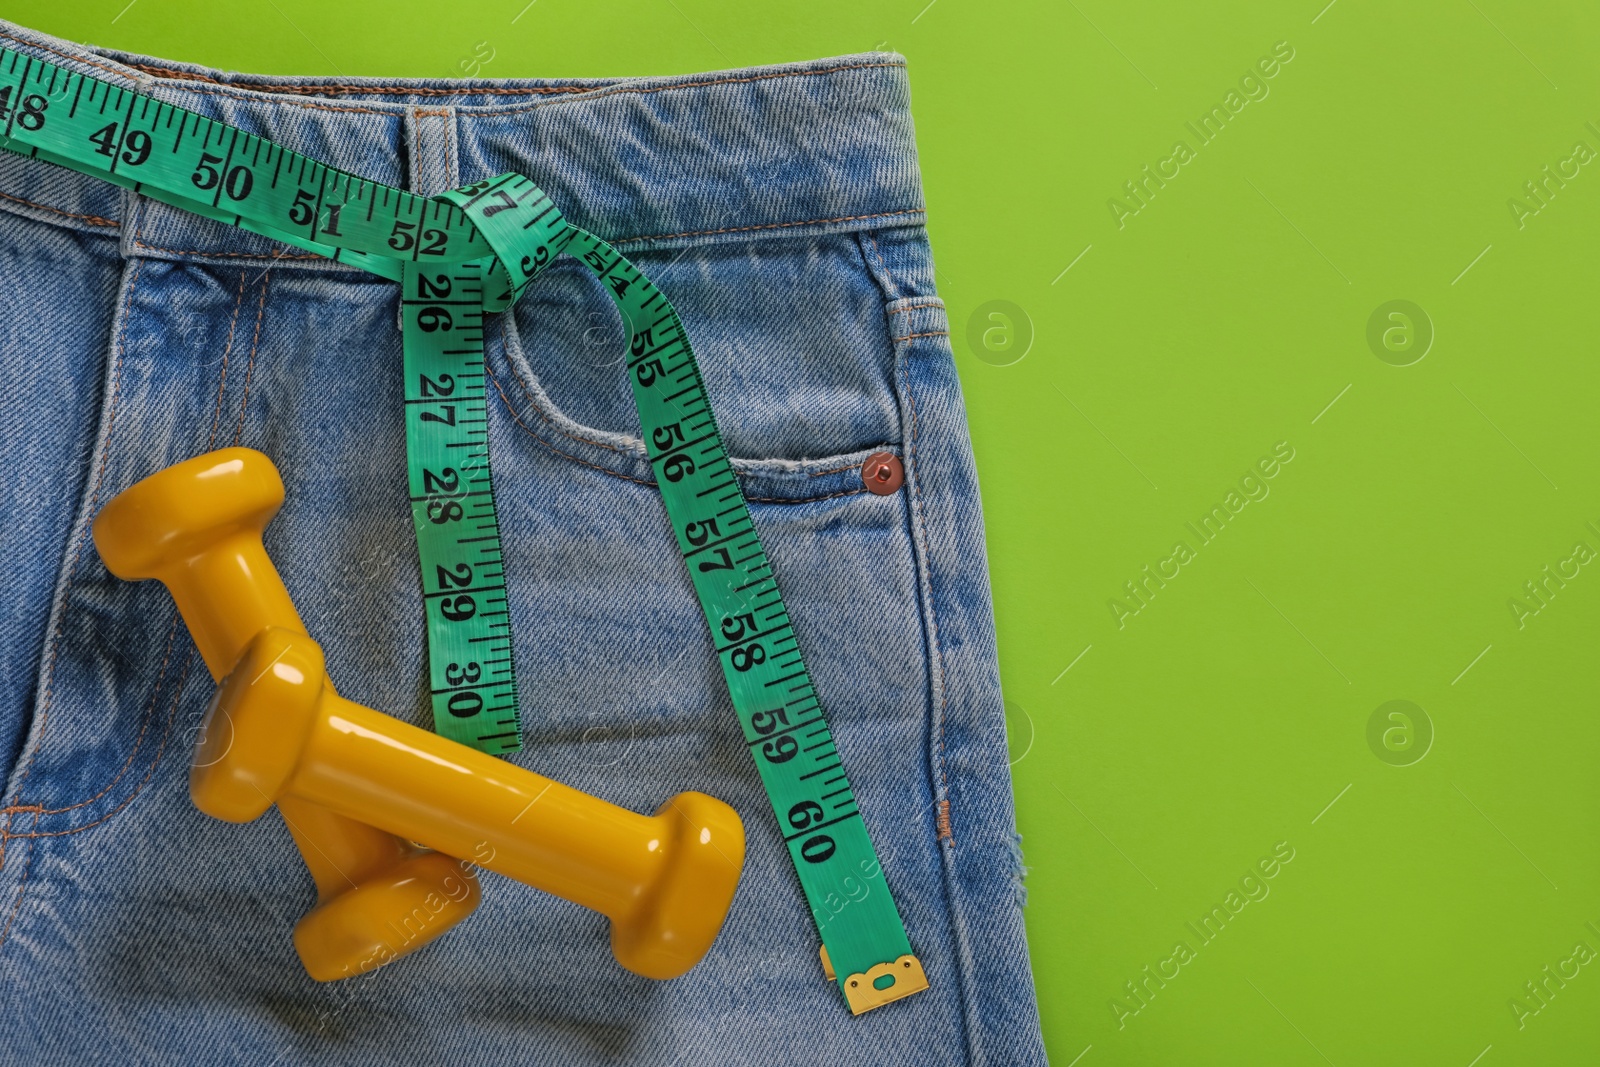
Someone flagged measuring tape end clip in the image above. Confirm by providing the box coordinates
[819,945,930,1015]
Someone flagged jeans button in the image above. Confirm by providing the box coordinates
[861,452,904,495]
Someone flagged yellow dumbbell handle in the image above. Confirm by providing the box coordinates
[199,628,745,980]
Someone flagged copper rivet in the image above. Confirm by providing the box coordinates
[861,451,904,495]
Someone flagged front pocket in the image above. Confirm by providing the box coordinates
[487,233,904,503]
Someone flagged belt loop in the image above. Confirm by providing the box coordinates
[404,105,461,198]
[118,186,143,260]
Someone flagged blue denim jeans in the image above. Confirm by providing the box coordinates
[0,18,1044,1065]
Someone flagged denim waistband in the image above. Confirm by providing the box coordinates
[0,19,926,261]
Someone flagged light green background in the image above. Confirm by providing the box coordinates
[9,2,1600,1063]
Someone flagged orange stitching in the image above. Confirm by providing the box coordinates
[15,615,181,818]
[117,61,905,118]
[5,653,195,841]
[893,330,949,342]
[125,62,594,97]
[232,274,269,445]
[13,274,271,824]
[12,252,193,818]
[0,189,119,228]
[890,301,943,316]
[935,799,953,843]
[121,59,906,103]
[205,271,248,451]
[612,209,925,246]
[0,809,40,950]
[136,86,390,116]
[6,257,141,810]
[0,31,138,85]
[1,262,186,826]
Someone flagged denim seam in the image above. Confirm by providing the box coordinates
[0,30,137,87]
[498,330,633,460]
[204,271,249,450]
[117,209,929,264]
[5,618,180,825]
[441,114,455,192]
[898,336,986,1066]
[487,361,870,505]
[0,189,119,229]
[495,303,892,496]
[853,230,895,301]
[867,264,978,1057]
[231,275,268,445]
[897,331,996,1067]
[126,63,592,97]
[0,809,40,952]
[3,255,217,821]
[119,59,905,100]
[0,655,191,959]
[2,656,193,843]
[748,487,869,505]
[0,256,143,948]
[618,209,925,247]
[862,231,900,301]
[3,254,261,832]
[103,61,908,119]
[2,258,140,809]
[487,359,655,485]
[897,344,952,810]
[807,460,872,478]
[132,240,324,261]
[857,264,954,816]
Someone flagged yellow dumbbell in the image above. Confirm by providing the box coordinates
[92,448,478,980]
[197,627,744,980]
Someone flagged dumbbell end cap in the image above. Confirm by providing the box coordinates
[191,627,325,823]
[611,791,745,980]
[295,852,482,982]
[93,447,284,579]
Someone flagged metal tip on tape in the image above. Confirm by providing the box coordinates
[819,946,930,1015]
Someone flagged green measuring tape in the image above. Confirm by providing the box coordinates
[0,46,927,1013]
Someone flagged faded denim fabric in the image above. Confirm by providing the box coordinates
[0,19,1044,1066]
